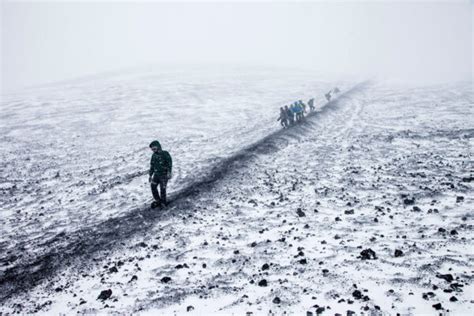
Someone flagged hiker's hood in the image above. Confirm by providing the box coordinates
[149,140,162,150]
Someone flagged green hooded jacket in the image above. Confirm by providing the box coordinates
[149,141,172,177]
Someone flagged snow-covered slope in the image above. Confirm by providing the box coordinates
[0,68,349,299]
[1,72,472,314]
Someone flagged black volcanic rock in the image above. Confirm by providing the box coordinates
[436,274,454,283]
[352,290,362,299]
[262,263,270,270]
[161,276,172,283]
[258,279,268,287]
[297,208,306,217]
[97,289,112,301]
[432,303,443,310]
[359,248,377,260]
[422,292,435,300]
[273,297,281,304]
[394,249,404,257]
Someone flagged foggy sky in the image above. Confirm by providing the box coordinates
[1,0,472,94]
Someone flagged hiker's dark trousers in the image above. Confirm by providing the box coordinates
[151,175,168,204]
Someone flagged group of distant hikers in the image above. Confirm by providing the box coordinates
[277,87,340,128]
[147,87,340,208]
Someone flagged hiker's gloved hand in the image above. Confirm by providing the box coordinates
[167,171,173,179]
[148,176,152,183]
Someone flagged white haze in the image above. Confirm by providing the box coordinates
[1,0,472,94]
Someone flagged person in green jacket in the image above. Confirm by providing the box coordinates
[149,140,172,208]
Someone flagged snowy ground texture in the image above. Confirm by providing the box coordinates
[0,69,473,315]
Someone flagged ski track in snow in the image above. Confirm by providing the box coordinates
[1,72,473,315]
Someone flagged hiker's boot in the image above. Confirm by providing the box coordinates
[151,201,161,209]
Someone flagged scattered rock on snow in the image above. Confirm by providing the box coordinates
[97,289,112,301]
[461,176,473,182]
[175,263,190,269]
[359,249,377,260]
[422,292,436,300]
[352,290,362,300]
[432,303,443,310]
[436,274,454,283]
[403,197,415,205]
[296,208,306,217]
[258,279,268,287]
[394,249,404,257]
[161,276,172,284]
[272,297,281,304]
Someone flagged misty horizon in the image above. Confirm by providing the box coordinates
[1,0,473,94]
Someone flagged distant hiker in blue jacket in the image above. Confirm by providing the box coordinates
[294,102,304,122]
[291,103,296,122]
[149,140,172,208]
